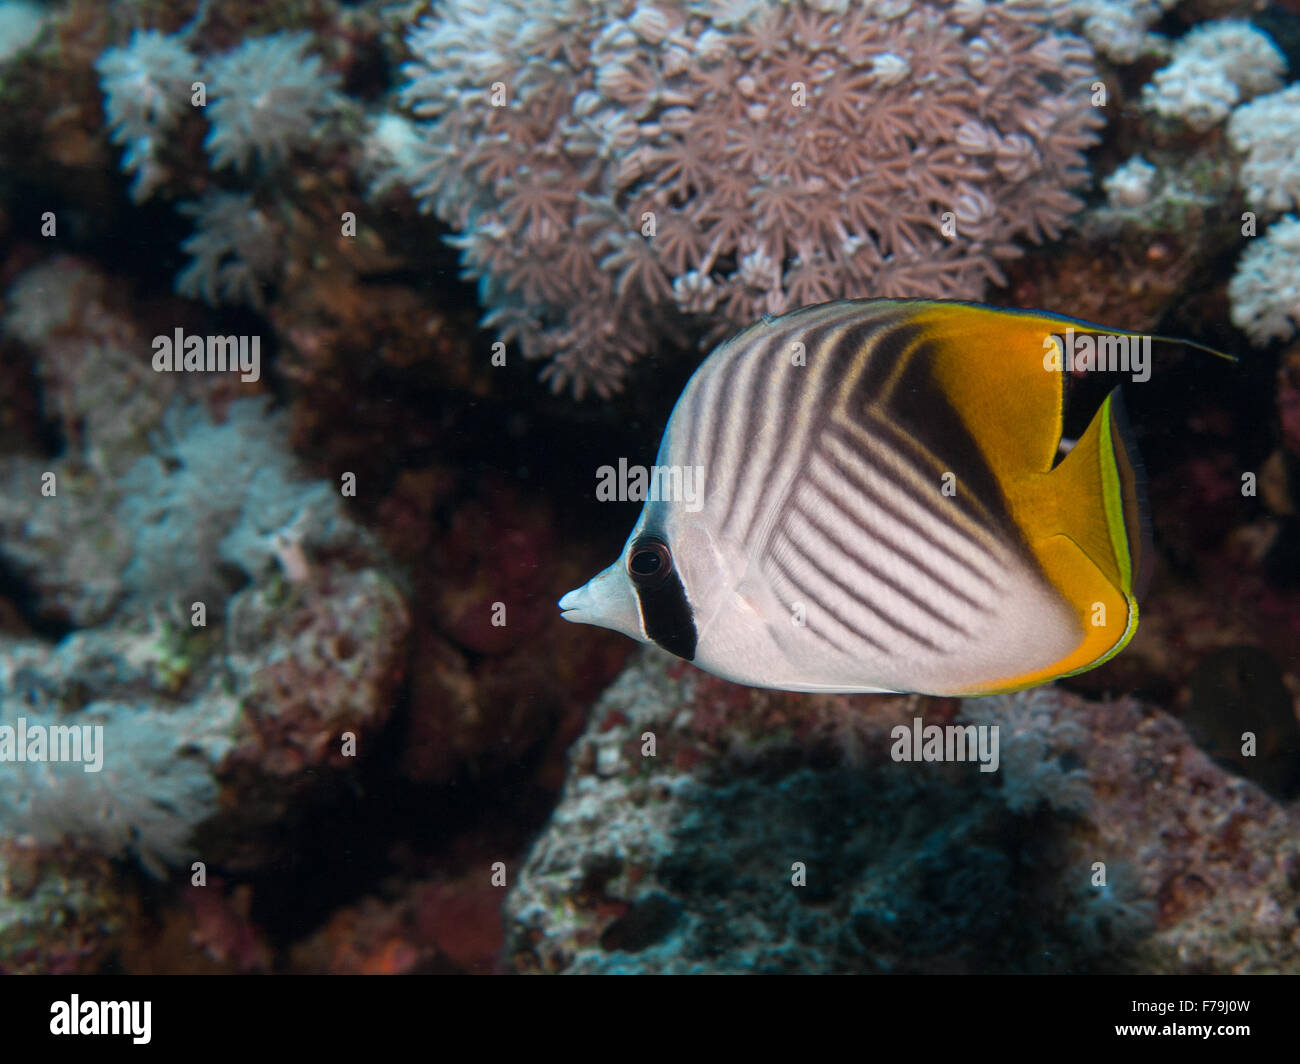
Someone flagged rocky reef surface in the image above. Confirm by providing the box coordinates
[506,652,1300,973]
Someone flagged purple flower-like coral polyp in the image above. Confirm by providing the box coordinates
[400,0,1102,398]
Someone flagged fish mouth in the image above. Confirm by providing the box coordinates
[557,586,585,620]
[555,563,642,640]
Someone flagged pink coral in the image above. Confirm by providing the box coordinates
[401,0,1102,397]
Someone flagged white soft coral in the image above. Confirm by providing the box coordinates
[95,30,199,201]
[174,192,280,309]
[203,32,343,173]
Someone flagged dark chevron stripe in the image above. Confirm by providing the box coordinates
[771,556,891,656]
[841,315,929,411]
[852,410,1007,544]
[733,314,868,540]
[699,337,751,501]
[774,581,869,659]
[792,490,971,636]
[862,340,1017,539]
[712,331,765,533]
[719,326,796,537]
[820,424,1002,591]
[773,528,943,653]
[811,442,996,607]
[675,375,705,464]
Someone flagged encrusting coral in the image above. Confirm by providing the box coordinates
[0,838,124,974]
[399,0,1102,397]
[0,255,410,882]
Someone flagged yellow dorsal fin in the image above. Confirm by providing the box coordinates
[900,300,1234,487]
[904,302,1071,481]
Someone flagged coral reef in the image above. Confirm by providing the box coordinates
[0,251,410,889]
[1068,0,1171,64]
[1225,81,1300,346]
[1142,19,1284,132]
[0,838,124,975]
[0,0,1297,982]
[506,651,1300,973]
[4,256,187,476]
[0,556,409,879]
[960,689,1091,814]
[0,1,45,66]
[398,474,629,787]
[288,871,505,974]
[224,566,409,781]
[0,670,237,875]
[1102,154,1159,208]
[1229,84,1300,213]
[118,397,363,610]
[400,0,1102,396]
[1229,214,1300,344]
[0,257,207,628]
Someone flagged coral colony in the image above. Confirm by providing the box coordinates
[95,30,200,201]
[0,0,1295,978]
[399,0,1102,396]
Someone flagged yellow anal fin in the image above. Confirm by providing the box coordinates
[961,537,1132,696]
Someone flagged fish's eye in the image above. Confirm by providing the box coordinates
[628,536,672,585]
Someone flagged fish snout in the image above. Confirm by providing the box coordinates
[556,562,643,641]
[557,583,590,619]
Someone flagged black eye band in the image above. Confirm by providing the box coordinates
[627,535,696,661]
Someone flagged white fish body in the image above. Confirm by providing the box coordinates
[561,299,1149,696]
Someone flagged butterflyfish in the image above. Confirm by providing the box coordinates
[559,299,1228,696]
